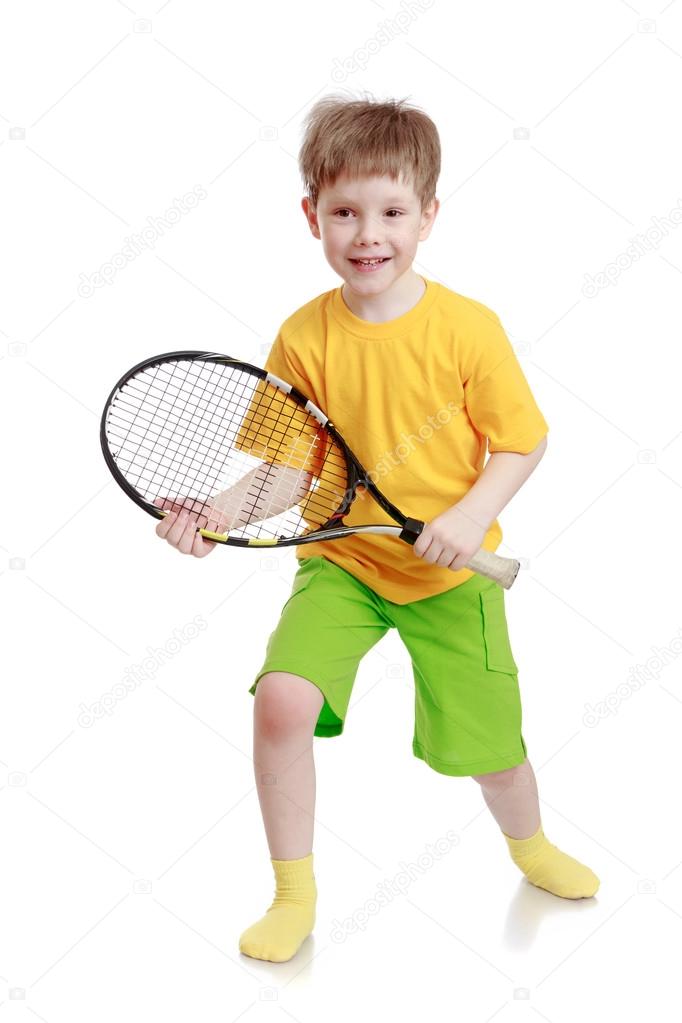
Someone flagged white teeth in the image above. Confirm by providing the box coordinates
[355,258,384,265]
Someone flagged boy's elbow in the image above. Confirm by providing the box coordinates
[520,435,547,463]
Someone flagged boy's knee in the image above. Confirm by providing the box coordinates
[254,671,324,739]
[472,761,529,787]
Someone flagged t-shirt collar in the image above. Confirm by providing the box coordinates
[329,276,439,339]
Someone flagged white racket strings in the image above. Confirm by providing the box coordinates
[105,359,350,539]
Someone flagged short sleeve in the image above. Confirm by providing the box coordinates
[261,331,319,400]
[232,333,327,475]
[461,313,549,454]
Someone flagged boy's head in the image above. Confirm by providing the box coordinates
[298,95,440,296]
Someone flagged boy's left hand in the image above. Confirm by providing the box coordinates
[412,504,488,571]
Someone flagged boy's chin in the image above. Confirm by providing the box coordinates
[337,261,401,286]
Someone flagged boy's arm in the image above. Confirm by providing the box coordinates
[454,437,547,531]
[155,461,313,559]
[413,437,547,568]
[413,307,549,570]
[208,462,313,531]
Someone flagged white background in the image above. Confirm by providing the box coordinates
[1,0,682,1019]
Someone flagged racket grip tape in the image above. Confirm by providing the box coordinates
[465,548,520,590]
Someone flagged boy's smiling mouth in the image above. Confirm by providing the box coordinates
[349,257,391,271]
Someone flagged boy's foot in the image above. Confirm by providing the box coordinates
[239,853,317,963]
[503,826,600,899]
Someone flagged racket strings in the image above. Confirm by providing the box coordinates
[105,358,352,539]
[116,372,347,487]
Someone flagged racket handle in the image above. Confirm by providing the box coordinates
[398,517,520,590]
[465,548,520,590]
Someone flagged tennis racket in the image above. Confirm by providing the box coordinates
[100,351,520,589]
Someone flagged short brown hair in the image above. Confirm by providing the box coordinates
[299,93,440,211]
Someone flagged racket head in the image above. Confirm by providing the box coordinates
[100,351,361,546]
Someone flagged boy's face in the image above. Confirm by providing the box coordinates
[301,172,439,295]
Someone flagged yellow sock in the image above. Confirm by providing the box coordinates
[238,853,317,962]
[503,825,600,899]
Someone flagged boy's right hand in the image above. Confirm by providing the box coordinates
[153,497,218,558]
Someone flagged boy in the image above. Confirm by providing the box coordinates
[156,95,600,963]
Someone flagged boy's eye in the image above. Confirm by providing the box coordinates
[333,209,403,218]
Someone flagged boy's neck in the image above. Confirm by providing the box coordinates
[340,268,426,323]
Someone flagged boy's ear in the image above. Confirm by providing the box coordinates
[419,196,440,241]
[301,197,321,239]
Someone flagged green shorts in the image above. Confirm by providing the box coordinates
[249,555,528,777]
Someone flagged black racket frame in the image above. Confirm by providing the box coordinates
[100,350,425,548]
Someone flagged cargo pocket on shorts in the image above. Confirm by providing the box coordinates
[479,586,518,674]
[279,556,325,615]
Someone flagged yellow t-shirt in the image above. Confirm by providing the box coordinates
[242,277,548,604]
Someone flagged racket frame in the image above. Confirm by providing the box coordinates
[101,350,520,589]
[100,349,418,547]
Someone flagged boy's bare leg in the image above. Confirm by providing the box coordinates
[239,671,324,962]
[472,757,540,838]
[472,758,600,899]
[253,671,325,859]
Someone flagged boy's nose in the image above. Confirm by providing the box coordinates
[354,218,384,246]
